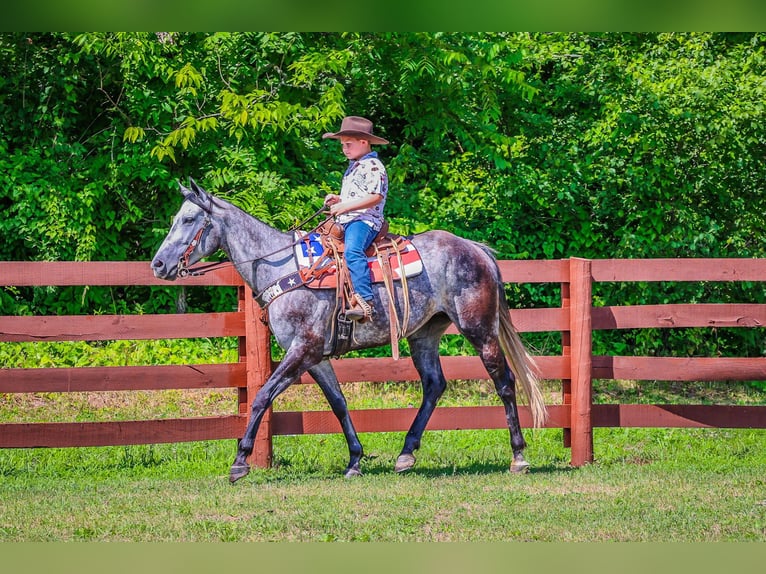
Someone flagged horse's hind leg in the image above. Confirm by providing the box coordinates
[491,355,530,473]
[396,326,450,473]
[457,324,529,473]
[308,360,364,477]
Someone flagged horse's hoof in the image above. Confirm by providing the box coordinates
[395,453,416,473]
[344,466,362,478]
[510,460,530,474]
[229,463,250,483]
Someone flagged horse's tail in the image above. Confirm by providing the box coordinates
[497,295,548,427]
[474,242,548,427]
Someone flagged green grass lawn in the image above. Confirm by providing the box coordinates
[1,425,764,542]
[1,341,765,542]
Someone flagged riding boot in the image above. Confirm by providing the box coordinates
[345,294,374,322]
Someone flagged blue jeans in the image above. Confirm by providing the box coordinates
[343,220,377,301]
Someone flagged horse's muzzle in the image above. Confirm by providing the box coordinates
[150,258,177,280]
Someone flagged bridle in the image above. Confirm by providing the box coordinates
[176,206,333,278]
[177,216,211,277]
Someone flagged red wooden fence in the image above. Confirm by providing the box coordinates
[1,258,765,467]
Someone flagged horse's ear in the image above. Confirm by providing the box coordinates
[180,177,213,212]
[178,179,192,197]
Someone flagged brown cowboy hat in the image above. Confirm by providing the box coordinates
[322,116,389,145]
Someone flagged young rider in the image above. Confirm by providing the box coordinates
[322,115,389,321]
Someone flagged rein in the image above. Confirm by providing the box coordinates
[177,207,333,278]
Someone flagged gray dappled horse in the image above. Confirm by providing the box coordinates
[151,179,547,482]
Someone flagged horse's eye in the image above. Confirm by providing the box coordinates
[182,216,195,225]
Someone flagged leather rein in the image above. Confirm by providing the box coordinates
[177,207,332,278]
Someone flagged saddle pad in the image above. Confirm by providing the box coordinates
[294,231,423,289]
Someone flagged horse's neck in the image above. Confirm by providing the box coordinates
[220,208,296,292]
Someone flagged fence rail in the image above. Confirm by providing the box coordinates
[1,258,765,467]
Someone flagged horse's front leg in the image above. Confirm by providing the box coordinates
[229,349,316,483]
[309,360,364,477]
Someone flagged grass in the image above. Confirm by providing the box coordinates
[0,427,764,542]
[1,341,765,542]
[1,421,765,541]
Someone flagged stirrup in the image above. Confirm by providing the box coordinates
[345,294,373,322]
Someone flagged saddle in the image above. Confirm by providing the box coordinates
[299,220,422,359]
[298,220,420,285]
[253,220,423,359]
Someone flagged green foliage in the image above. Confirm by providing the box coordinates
[0,338,238,369]
[2,32,766,360]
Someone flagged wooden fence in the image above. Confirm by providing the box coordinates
[1,258,765,468]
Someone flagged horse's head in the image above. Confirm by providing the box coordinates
[151,178,223,280]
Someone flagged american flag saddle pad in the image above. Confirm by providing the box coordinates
[294,231,424,289]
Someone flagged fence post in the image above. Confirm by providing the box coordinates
[239,286,273,468]
[569,257,593,466]
[561,273,572,448]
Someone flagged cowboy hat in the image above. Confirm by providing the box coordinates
[322,116,389,145]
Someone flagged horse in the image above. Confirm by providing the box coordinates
[151,179,547,482]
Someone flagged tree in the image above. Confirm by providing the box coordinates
[2,32,765,345]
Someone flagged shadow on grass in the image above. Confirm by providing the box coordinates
[361,462,573,479]
[245,455,574,483]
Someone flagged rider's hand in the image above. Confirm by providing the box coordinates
[324,194,341,207]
